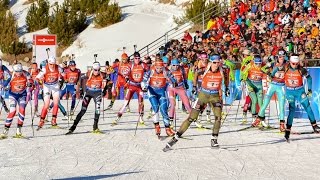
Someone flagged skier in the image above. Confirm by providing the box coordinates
[0,63,33,139]
[240,49,253,123]
[36,56,64,130]
[163,55,229,151]
[141,60,177,137]
[49,60,81,117]
[0,58,11,113]
[253,51,286,131]
[27,62,40,116]
[192,51,211,127]
[283,55,320,141]
[241,56,268,123]
[181,57,192,113]
[113,52,149,125]
[107,53,131,110]
[66,61,108,134]
[168,59,191,127]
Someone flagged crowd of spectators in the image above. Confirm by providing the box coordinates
[150,0,320,67]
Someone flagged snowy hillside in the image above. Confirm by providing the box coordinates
[10,0,185,72]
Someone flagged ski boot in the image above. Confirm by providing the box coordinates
[312,123,320,133]
[126,105,131,113]
[211,135,219,148]
[137,114,145,125]
[165,127,175,137]
[163,134,179,152]
[51,118,59,128]
[106,102,114,110]
[169,117,174,129]
[14,126,23,138]
[92,128,103,134]
[0,127,9,139]
[65,130,74,135]
[37,119,45,131]
[112,113,122,126]
[279,120,285,132]
[241,112,248,124]
[70,108,74,116]
[251,115,261,127]
[154,123,161,136]
[284,129,291,142]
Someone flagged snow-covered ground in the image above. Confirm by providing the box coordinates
[0,99,319,179]
[10,0,185,72]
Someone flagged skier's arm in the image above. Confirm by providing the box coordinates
[141,69,151,89]
[301,67,312,90]
[166,69,177,85]
[2,66,11,87]
[241,63,251,81]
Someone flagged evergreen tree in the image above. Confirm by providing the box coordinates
[95,1,121,28]
[0,11,23,54]
[185,0,221,23]
[48,1,88,46]
[0,0,9,11]
[26,0,50,32]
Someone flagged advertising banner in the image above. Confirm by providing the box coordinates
[33,34,57,65]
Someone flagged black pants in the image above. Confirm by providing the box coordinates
[70,90,102,131]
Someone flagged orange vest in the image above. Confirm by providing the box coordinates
[10,74,27,93]
[130,63,145,83]
[182,65,189,79]
[86,73,104,89]
[197,61,208,82]
[44,65,60,84]
[201,70,223,91]
[284,69,303,88]
[171,68,184,84]
[248,65,263,82]
[149,71,167,88]
[118,63,131,82]
[65,69,80,84]
[272,63,285,83]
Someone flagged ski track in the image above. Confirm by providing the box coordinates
[0,99,320,179]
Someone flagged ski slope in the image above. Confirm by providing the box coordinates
[0,99,319,179]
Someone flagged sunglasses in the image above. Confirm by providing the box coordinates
[15,70,22,73]
[172,64,179,66]
[212,62,219,64]
[291,62,298,65]
[134,57,140,59]
[93,69,99,71]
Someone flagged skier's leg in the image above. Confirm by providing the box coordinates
[178,87,192,113]
[38,85,51,127]
[167,86,176,121]
[5,95,17,128]
[93,92,102,131]
[177,92,208,136]
[17,95,27,135]
[51,85,60,126]
[70,94,92,131]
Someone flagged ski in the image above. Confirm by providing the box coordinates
[12,134,30,140]
[259,126,278,131]
[219,147,239,151]
[46,125,65,129]
[91,129,105,134]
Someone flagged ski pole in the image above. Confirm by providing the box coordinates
[29,97,34,137]
[71,91,86,117]
[94,54,97,62]
[66,86,70,127]
[102,91,105,121]
[46,48,50,59]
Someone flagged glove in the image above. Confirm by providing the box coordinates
[172,82,178,88]
[141,81,147,92]
[37,80,43,85]
[184,82,189,89]
[192,86,197,94]
[225,87,230,97]
[27,82,32,87]
[79,88,84,98]
[4,86,10,91]
[59,80,66,90]
[125,77,130,82]
[102,90,107,97]
[307,90,312,98]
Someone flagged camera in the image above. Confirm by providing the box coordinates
[94,54,97,57]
